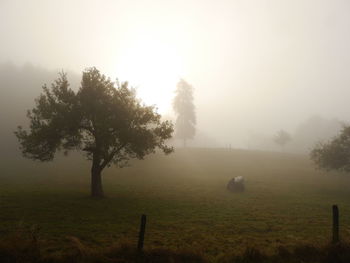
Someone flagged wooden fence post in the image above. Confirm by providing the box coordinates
[332,205,339,243]
[137,214,147,252]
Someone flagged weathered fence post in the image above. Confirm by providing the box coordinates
[137,214,147,252]
[332,205,339,243]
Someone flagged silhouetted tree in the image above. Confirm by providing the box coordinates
[15,67,174,198]
[273,130,291,150]
[172,79,196,147]
[310,126,350,172]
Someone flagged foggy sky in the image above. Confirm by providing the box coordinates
[1,0,350,148]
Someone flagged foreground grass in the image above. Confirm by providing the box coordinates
[1,227,350,263]
[1,148,350,261]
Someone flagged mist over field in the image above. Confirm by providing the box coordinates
[1,0,350,151]
[1,1,350,262]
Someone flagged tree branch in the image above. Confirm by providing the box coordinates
[100,144,126,170]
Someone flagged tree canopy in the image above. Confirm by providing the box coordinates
[15,67,174,197]
[310,126,350,172]
[172,79,196,147]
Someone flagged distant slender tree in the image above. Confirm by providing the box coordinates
[15,67,174,198]
[172,79,196,147]
[273,130,292,150]
[311,126,350,172]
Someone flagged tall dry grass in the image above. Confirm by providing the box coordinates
[1,226,350,263]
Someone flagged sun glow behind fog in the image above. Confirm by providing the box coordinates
[115,36,184,114]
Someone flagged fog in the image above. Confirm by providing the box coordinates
[1,0,350,151]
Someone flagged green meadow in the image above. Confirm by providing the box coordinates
[1,148,350,260]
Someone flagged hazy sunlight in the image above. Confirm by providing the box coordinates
[116,35,184,114]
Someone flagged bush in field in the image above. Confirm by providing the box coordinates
[310,126,350,172]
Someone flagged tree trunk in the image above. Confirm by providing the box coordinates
[91,162,104,198]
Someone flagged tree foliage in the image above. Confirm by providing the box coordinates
[310,126,350,172]
[15,67,174,197]
[172,79,196,146]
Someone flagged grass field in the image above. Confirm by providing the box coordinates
[1,148,350,261]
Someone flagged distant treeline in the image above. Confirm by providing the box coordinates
[247,116,344,154]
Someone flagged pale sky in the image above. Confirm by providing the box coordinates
[1,0,350,147]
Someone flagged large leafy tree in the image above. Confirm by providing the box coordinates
[310,126,350,172]
[172,79,196,147]
[15,67,173,198]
